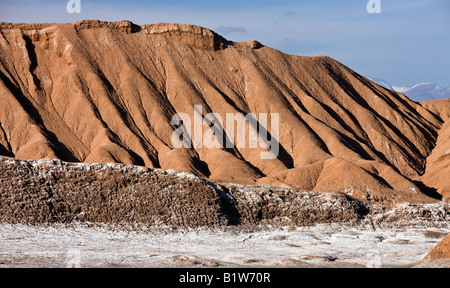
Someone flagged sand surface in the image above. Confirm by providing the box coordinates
[0,223,448,268]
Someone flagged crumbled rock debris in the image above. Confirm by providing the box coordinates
[0,157,448,230]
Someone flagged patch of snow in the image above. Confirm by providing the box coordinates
[408,83,432,90]
[365,76,394,90]
[392,86,408,93]
[63,43,72,55]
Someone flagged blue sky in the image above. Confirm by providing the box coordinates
[1,0,449,87]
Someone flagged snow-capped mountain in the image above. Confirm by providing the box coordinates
[392,86,408,93]
[365,76,395,91]
[399,83,450,102]
[365,76,450,102]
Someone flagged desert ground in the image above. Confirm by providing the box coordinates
[0,223,448,268]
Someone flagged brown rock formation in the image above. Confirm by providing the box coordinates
[0,20,447,203]
[420,99,450,202]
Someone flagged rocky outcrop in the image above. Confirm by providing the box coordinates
[141,23,231,50]
[1,157,448,228]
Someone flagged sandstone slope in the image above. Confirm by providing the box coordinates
[420,99,450,202]
[0,20,446,203]
[424,233,450,261]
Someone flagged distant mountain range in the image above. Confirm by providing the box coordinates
[365,76,450,102]
[397,83,450,102]
[364,76,396,91]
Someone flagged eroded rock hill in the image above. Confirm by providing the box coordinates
[0,20,447,203]
[420,99,450,202]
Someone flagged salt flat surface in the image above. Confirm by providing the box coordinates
[0,224,447,268]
